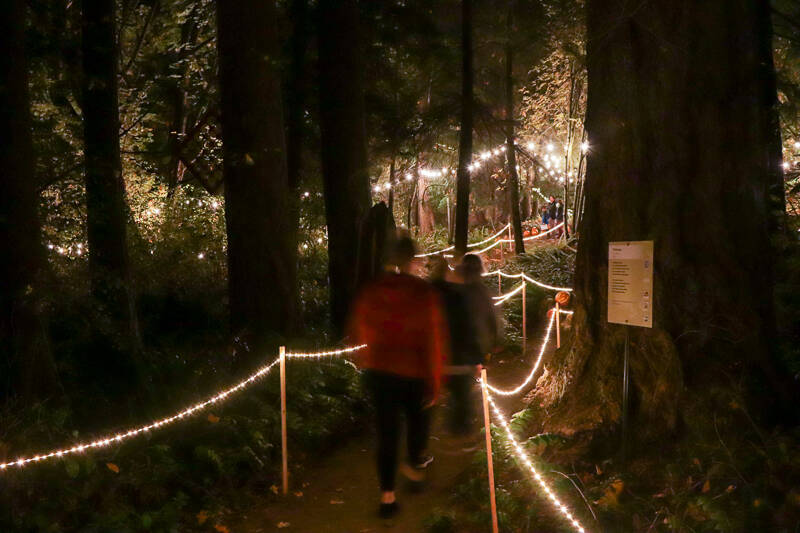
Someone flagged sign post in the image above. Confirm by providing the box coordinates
[608,241,654,464]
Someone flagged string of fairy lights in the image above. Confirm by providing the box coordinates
[0,345,365,472]
[483,387,587,533]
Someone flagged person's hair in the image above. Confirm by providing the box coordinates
[458,253,484,282]
[427,255,448,281]
[390,236,417,267]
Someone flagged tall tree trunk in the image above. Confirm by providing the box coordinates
[82,0,140,356]
[0,0,59,402]
[535,0,795,443]
[217,0,297,358]
[317,0,371,333]
[504,5,524,254]
[454,0,473,256]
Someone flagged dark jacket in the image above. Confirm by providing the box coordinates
[554,201,564,221]
[434,280,499,366]
[547,201,557,219]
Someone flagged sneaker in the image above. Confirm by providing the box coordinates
[379,501,399,519]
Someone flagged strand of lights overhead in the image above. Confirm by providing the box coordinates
[0,344,366,472]
[484,390,588,533]
[493,282,526,306]
[483,270,573,293]
[415,223,511,258]
[373,135,587,193]
[484,311,554,395]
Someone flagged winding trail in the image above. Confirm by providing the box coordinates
[236,333,552,533]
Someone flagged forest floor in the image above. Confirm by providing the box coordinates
[234,339,546,533]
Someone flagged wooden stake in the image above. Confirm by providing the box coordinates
[497,272,502,295]
[280,346,288,495]
[555,302,561,348]
[522,281,527,354]
[480,369,500,533]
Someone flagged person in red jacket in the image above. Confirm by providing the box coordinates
[350,236,449,519]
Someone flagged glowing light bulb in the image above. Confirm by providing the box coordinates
[527,142,535,151]
[581,141,589,153]
[783,161,790,170]
[405,173,413,181]
[197,252,205,259]
[546,143,554,152]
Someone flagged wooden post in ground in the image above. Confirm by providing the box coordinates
[480,368,500,533]
[555,302,561,348]
[497,272,502,295]
[280,346,288,495]
[522,281,527,354]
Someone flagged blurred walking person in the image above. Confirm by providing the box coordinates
[429,254,499,445]
[350,237,449,519]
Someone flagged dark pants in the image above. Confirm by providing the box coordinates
[448,374,475,436]
[364,371,429,491]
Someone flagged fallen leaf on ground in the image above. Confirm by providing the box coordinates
[196,511,209,525]
[330,499,344,504]
[106,463,119,473]
[293,491,303,497]
[208,414,220,423]
[270,485,279,495]
[214,525,230,533]
[702,480,710,493]
[277,522,290,528]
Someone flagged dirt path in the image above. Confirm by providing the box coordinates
[237,331,548,533]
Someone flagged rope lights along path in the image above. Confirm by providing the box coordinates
[284,344,367,358]
[492,282,526,306]
[0,344,366,472]
[486,310,554,396]
[484,270,573,293]
[473,222,565,255]
[415,223,510,258]
[483,387,588,533]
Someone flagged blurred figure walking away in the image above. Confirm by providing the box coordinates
[429,254,499,446]
[547,195,557,231]
[350,236,449,519]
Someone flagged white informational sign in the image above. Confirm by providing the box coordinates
[608,241,653,328]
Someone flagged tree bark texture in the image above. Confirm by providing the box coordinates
[534,0,794,442]
[0,0,59,401]
[454,0,473,256]
[317,0,372,333]
[82,0,140,349]
[504,6,524,254]
[217,0,298,353]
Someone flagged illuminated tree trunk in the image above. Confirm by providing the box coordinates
[504,6,524,254]
[82,0,141,355]
[454,0,473,256]
[217,0,298,356]
[535,0,794,442]
[0,0,59,401]
[317,0,372,333]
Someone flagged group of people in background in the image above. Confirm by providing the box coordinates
[348,235,499,520]
[541,195,565,239]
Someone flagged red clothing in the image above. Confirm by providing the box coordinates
[350,272,449,399]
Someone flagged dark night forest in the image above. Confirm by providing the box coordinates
[2,0,800,531]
